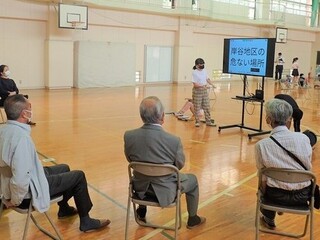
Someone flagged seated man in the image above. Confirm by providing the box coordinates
[255,98,312,229]
[274,94,303,132]
[124,96,206,229]
[0,94,110,232]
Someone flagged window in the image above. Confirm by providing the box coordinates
[135,71,141,83]
[192,0,198,10]
[163,0,175,9]
[213,0,256,19]
[271,0,312,17]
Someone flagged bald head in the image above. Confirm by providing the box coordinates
[139,96,164,124]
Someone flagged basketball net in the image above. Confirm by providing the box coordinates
[71,21,84,30]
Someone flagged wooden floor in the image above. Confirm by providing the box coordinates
[1,79,320,240]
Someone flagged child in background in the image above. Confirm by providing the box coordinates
[175,98,204,121]
[314,65,320,88]
[175,98,215,124]
[299,73,305,87]
[280,74,291,88]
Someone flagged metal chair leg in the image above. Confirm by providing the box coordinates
[0,199,4,218]
[30,212,63,240]
[22,202,33,240]
[125,193,131,240]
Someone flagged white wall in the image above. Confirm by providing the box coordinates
[45,40,74,88]
[0,0,319,89]
[0,0,47,89]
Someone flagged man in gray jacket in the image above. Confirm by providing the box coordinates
[0,94,110,232]
[124,96,206,229]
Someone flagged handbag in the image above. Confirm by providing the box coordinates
[270,136,320,209]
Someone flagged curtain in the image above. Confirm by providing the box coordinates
[311,0,319,27]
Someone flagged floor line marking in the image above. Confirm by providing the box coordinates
[37,151,127,210]
[140,172,257,240]
[190,140,206,144]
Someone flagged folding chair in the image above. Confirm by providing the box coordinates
[0,106,5,123]
[255,167,316,240]
[0,195,64,240]
[125,162,182,240]
[0,195,63,240]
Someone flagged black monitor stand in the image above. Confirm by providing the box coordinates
[218,75,270,139]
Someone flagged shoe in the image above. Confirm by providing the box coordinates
[195,122,200,127]
[186,215,206,229]
[58,206,78,219]
[206,122,216,127]
[260,216,276,230]
[80,218,111,232]
[27,121,36,126]
[178,116,189,121]
[175,112,184,117]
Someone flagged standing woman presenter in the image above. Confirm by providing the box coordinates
[192,58,215,127]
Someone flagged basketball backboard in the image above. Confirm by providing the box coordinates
[276,27,288,43]
[59,3,88,30]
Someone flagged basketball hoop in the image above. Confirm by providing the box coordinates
[70,21,85,30]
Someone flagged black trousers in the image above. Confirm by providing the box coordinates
[292,109,303,132]
[275,65,283,80]
[261,185,311,220]
[44,164,93,218]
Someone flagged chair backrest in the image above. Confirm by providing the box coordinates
[128,162,181,189]
[0,166,13,200]
[0,166,12,177]
[0,166,33,209]
[259,167,316,195]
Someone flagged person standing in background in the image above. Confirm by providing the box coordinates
[274,94,303,132]
[192,58,215,127]
[291,57,299,83]
[274,52,285,80]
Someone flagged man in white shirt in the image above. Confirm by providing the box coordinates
[255,98,312,229]
[275,52,285,80]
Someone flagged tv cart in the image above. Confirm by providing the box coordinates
[218,75,270,139]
